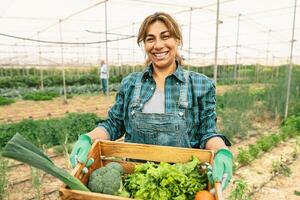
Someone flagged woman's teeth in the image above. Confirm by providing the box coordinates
[154,52,167,59]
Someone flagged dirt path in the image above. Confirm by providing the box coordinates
[251,152,300,200]
[0,94,115,124]
[224,136,300,200]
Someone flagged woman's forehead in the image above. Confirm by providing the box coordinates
[146,21,169,35]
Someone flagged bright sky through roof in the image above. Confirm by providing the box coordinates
[0,0,299,66]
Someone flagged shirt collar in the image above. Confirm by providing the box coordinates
[141,61,187,83]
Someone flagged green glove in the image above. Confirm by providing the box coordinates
[209,148,233,190]
[70,134,92,168]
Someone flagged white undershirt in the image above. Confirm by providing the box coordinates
[142,88,165,113]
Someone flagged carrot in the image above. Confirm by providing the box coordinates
[194,190,215,200]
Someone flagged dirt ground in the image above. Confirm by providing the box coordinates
[0,93,115,124]
[2,84,300,200]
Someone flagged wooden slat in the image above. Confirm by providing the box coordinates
[99,140,213,164]
[59,140,219,200]
[72,142,102,184]
[59,188,131,200]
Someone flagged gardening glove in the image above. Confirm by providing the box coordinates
[208,148,233,190]
[70,134,93,168]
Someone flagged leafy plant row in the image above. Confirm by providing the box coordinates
[228,115,300,200]
[0,74,123,89]
[217,66,300,141]
[0,83,120,102]
[0,113,102,150]
[0,97,15,106]
[1,64,290,90]
[235,115,300,167]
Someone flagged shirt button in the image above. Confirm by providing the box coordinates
[176,82,179,85]
[140,103,143,107]
[151,87,154,90]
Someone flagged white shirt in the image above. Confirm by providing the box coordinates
[142,88,165,113]
[100,64,108,79]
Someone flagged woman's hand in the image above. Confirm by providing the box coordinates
[209,148,233,190]
[70,134,92,168]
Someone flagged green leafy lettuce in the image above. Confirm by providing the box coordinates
[124,156,208,200]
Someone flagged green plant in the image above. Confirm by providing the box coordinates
[57,119,72,168]
[22,90,59,101]
[257,135,274,152]
[236,147,252,166]
[271,159,292,177]
[53,144,73,156]
[228,179,251,200]
[88,162,124,195]
[294,190,300,196]
[30,167,43,200]
[124,156,207,200]
[0,112,101,149]
[1,133,89,191]
[248,144,261,158]
[0,96,15,106]
[0,156,9,200]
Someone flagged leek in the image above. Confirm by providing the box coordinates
[1,133,89,192]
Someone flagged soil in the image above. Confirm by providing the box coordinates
[0,93,115,124]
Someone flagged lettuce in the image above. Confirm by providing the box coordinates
[124,156,208,200]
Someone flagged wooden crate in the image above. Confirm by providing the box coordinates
[59,140,223,200]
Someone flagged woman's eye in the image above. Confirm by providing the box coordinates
[146,38,154,42]
[162,35,170,40]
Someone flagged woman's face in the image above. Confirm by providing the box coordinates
[144,21,179,70]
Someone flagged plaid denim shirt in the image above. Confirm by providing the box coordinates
[98,64,230,149]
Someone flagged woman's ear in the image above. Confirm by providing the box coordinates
[176,39,182,48]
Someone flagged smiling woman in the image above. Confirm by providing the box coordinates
[70,11,233,192]
[137,12,183,90]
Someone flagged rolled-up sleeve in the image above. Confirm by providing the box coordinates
[198,81,231,148]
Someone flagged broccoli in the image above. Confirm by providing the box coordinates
[106,162,124,174]
[87,162,124,195]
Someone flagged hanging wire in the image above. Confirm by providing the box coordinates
[0,32,135,45]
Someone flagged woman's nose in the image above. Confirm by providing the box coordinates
[154,39,164,49]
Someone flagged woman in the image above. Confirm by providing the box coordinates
[70,12,233,190]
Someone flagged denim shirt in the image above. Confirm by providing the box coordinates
[98,64,231,149]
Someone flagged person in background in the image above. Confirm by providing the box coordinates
[71,12,233,190]
[99,59,108,95]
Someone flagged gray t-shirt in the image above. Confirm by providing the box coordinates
[142,88,165,113]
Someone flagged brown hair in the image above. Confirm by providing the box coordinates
[137,12,183,65]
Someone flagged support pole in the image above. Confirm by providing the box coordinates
[37,32,44,90]
[213,0,220,86]
[105,0,109,95]
[188,7,192,71]
[234,13,241,83]
[59,19,68,103]
[284,0,298,118]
